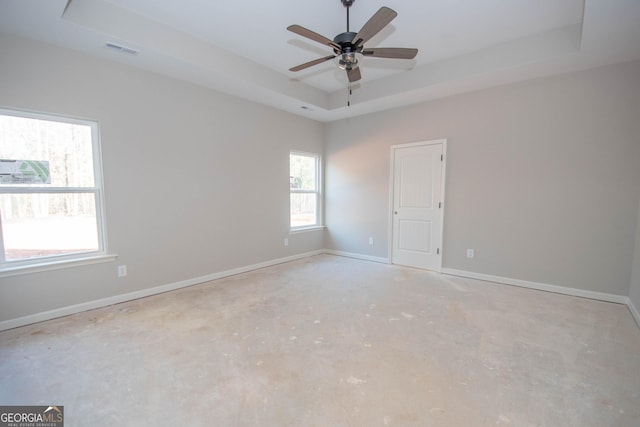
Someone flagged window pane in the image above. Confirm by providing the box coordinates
[0,114,95,188]
[290,154,316,191]
[290,193,317,227]
[0,193,99,261]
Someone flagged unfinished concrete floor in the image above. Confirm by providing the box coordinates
[1,255,639,426]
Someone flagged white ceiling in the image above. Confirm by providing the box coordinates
[1,0,639,122]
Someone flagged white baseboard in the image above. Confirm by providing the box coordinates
[442,268,629,304]
[2,250,637,332]
[323,249,390,264]
[0,250,324,332]
[626,297,640,328]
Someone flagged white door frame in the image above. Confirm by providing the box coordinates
[388,139,447,271]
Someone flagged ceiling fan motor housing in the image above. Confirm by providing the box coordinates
[333,32,360,52]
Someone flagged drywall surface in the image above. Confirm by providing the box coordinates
[0,34,324,322]
[325,60,640,295]
[630,197,640,314]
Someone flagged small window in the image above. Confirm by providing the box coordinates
[0,108,107,269]
[290,152,321,229]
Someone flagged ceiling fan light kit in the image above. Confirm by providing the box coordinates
[287,0,418,88]
[335,51,361,70]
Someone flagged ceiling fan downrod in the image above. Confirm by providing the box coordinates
[341,0,354,32]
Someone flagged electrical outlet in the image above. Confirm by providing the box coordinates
[368,237,374,245]
[284,238,289,247]
[466,249,475,259]
[117,265,128,277]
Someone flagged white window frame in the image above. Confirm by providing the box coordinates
[289,151,323,231]
[0,107,112,275]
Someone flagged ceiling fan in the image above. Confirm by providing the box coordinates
[287,0,418,83]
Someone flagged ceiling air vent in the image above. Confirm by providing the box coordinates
[104,42,139,55]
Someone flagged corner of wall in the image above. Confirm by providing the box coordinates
[628,196,640,327]
[627,297,640,329]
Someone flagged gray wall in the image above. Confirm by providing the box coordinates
[0,35,324,322]
[325,60,640,296]
[631,198,640,314]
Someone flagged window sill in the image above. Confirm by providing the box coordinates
[0,253,118,278]
[290,225,326,234]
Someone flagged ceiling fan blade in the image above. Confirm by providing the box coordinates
[362,48,418,59]
[289,55,336,72]
[287,25,340,50]
[352,6,397,47]
[347,66,361,83]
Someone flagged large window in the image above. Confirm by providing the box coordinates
[290,151,321,229]
[0,108,107,270]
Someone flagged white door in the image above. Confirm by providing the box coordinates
[391,141,445,270]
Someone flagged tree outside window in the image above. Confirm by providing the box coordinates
[0,109,107,268]
[290,152,320,229]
